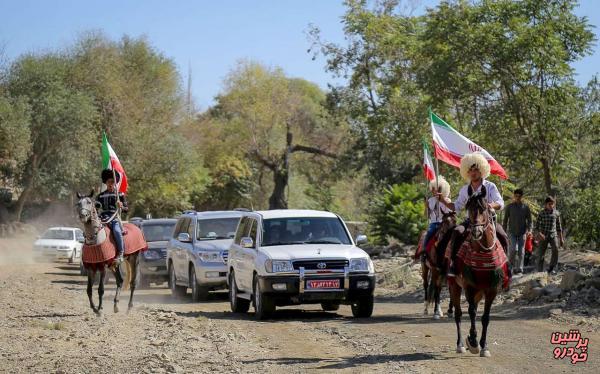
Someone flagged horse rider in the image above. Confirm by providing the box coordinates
[436,152,509,276]
[97,169,128,264]
[422,175,452,262]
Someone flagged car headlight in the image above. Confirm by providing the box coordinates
[144,250,162,260]
[349,258,372,272]
[265,260,293,273]
[198,251,221,263]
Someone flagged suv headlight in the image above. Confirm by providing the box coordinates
[265,260,293,273]
[144,250,161,260]
[198,251,222,263]
[349,258,372,272]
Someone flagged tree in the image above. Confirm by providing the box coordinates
[7,54,97,221]
[211,61,342,209]
[0,95,30,184]
[418,0,596,196]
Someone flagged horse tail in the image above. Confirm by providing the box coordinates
[123,259,132,291]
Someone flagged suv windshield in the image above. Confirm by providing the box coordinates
[142,222,176,242]
[262,217,351,247]
[42,230,74,240]
[197,218,240,240]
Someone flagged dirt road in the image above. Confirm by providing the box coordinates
[0,241,598,373]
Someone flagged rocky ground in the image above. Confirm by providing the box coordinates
[0,235,599,373]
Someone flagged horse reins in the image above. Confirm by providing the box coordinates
[470,199,497,251]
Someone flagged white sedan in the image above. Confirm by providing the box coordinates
[33,227,85,264]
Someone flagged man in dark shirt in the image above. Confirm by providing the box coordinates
[503,189,532,274]
[97,169,128,263]
[535,196,564,275]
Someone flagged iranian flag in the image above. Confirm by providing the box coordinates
[430,110,508,180]
[101,132,128,193]
[422,141,435,181]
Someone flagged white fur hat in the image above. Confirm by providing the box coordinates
[429,175,450,198]
[460,152,490,181]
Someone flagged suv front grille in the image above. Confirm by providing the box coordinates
[293,260,348,270]
[160,249,167,259]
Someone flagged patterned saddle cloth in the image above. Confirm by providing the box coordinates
[82,223,147,268]
[453,239,510,290]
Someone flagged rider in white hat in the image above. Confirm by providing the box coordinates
[437,152,508,275]
[421,176,452,262]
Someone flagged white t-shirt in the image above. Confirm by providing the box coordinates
[428,196,451,224]
[454,179,504,213]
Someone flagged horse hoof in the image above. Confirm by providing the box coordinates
[456,346,467,354]
[466,338,480,354]
[114,305,119,314]
[447,311,454,318]
[433,313,440,320]
[480,349,491,357]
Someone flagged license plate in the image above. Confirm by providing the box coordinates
[306,279,340,289]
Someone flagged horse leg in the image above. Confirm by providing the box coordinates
[112,263,124,313]
[465,287,480,354]
[127,253,140,313]
[433,270,443,319]
[479,289,496,357]
[423,264,429,313]
[447,298,454,317]
[87,270,99,315]
[97,270,105,316]
[449,282,465,353]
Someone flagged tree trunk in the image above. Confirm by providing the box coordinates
[269,169,288,209]
[540,157,553,196]
[13,177,33,222]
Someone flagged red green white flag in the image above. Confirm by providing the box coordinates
[429,110,508,180]
[422,141,435,181]
[101,132,128,193]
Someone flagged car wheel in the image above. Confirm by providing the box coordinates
[321,302,340,312]
[169,263,187,298]
[79,260,87,276]
[190,266,209,302]
[351,294,374,318]
[253,275,275,320]
[229,271,250,313]
[138,272,150,289]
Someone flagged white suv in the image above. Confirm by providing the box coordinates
[227,210,375,319]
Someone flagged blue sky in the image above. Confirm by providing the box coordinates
[1,0,598,109]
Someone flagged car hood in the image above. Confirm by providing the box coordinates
[34,239,74,247]
[260,244,369,260]
[147,241,169,250]
[194,239,233,251]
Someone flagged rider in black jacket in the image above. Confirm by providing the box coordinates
[97,169,128,263]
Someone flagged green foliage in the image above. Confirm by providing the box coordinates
[0,95,30,180]
[369,183,426,245]
[567,188,600,249]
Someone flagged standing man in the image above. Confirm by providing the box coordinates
[503,189,532,274]
[535,196,564,275]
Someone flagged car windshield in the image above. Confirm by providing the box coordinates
[262,217,351,247]
[41,230,74,240]
[197,218,240,240]
[142,222,176,242]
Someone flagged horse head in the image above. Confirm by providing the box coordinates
[76,190,96,224]
[465,185,491,243]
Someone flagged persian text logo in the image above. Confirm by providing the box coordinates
[550,330,589,364]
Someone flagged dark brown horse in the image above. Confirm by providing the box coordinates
[76,191,147,316]
[419,211,456,319]
[447,186,510,357]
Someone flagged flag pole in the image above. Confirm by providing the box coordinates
[429,108,441,215]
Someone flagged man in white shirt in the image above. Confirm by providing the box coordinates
[437,153,508,275]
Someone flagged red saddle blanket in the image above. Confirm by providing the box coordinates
[82,223,147,268]
[454,240,510,290]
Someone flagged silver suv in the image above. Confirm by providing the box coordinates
[167,210,243,301]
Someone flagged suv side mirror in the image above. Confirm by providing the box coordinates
[240,237,254,248]
[177,233,192,243]
[355,234,368,245]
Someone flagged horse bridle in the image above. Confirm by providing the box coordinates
[78,199,119,243]
[469,197,497,251]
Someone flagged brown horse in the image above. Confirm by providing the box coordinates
[76,191,147,316]
[447,186,510,357]
[418,211,456,319]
